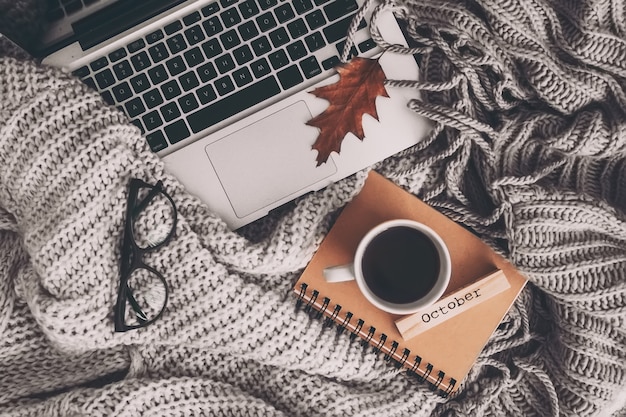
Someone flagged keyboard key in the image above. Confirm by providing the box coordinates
[277,65,303,89]
[131,51,151,72]
[197,84,217,104]
[160,102,181,122]
[95,69,115,89]
[201,3,220,16]
[90,56,108,71]
[238,21,259,41]
[287,18,308,39]
[197,62,218,82]
[359,38,377,53]
[215,75,235,95]
[101,90,115,106]
[146,29,164,44]
[148,64,169,85]
[165,20,183,35]
[336,40,357,58]
[305,9,326,29]
[324,0,358,21]
[178,93,199,113]
[220,29,241,50]
[321,55,340,70]
[113,60,135,81]
[161,80,182,99]
[221,7,241,27]
[72,66,90,78]
[287,40,307,60]
[250,58,271,78]
[146,130,168,152]
[185,25,206,45]
[82,77,96,90]
[112,82,133,102]
[183,47,205,67]
[166,56,187,76]
[233,45,254,65]
[187,76,281,133]
[203,16,223,36]
[304,31,326,52]
[131,119,145,134]
[268,49,289,69]
[269,27,290,48]
[238,0,259,18]
[232,67,253,87]
[108,48,127,62]
[256,12,277,32]
[251,36,271,57]
[125,97,146,117]
[130,73,150,93]
[201,38,223,58]
[143,89,164,109]
[149,42,170,63]
[324,13,363,44]
[220,0,238,6]
[215,54,236,74]
[293,0,313,14]
[127,39,146,53]
[164,120,191,144]
[179,71,200,91]
[275,3,295,23]
[142,110,163,131]
[257,0,277,10]
[167,34,187,54]
[183,11,201,26]
[300,56,322,78]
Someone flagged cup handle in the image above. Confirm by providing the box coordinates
[323,264,356,283]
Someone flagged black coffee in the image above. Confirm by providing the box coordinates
[361,226,440,305]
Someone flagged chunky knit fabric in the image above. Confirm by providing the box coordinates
[1,0,625,416]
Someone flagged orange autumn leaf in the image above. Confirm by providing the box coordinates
[307,57,389,166]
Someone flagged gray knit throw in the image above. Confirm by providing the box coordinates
[1,0,625,416]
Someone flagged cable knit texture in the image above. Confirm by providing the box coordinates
[1,0,625,416]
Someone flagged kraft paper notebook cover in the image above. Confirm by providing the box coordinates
[292,171,527,396]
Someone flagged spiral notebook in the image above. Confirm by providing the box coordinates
[292,171,527,396]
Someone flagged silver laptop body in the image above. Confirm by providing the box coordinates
[39,0,430,229]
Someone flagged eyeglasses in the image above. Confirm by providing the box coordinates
[114,179,177,332]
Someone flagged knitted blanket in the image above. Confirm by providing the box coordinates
[1,0,625,416]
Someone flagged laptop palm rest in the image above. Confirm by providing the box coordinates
[205,101,337,218]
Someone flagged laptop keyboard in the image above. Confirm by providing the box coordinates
[71,0,375,152]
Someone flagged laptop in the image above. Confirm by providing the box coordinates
[34,0,431,229]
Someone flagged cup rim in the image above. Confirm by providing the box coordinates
[353,219,452,315]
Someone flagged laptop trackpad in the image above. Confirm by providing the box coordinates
[205,101,337,218]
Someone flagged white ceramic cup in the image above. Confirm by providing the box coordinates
[323,219,452,315]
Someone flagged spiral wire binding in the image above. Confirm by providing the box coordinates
[385,341,399,362]
[337,312,353,334]
[296,283,457,397]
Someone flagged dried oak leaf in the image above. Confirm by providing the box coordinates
[307,57,388,166]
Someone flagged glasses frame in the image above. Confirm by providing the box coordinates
[114,178,177,332]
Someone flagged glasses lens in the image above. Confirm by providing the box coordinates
[131,187,175,249]
[123,267,167,328]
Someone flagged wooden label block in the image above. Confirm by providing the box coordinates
[395,270,511,340]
